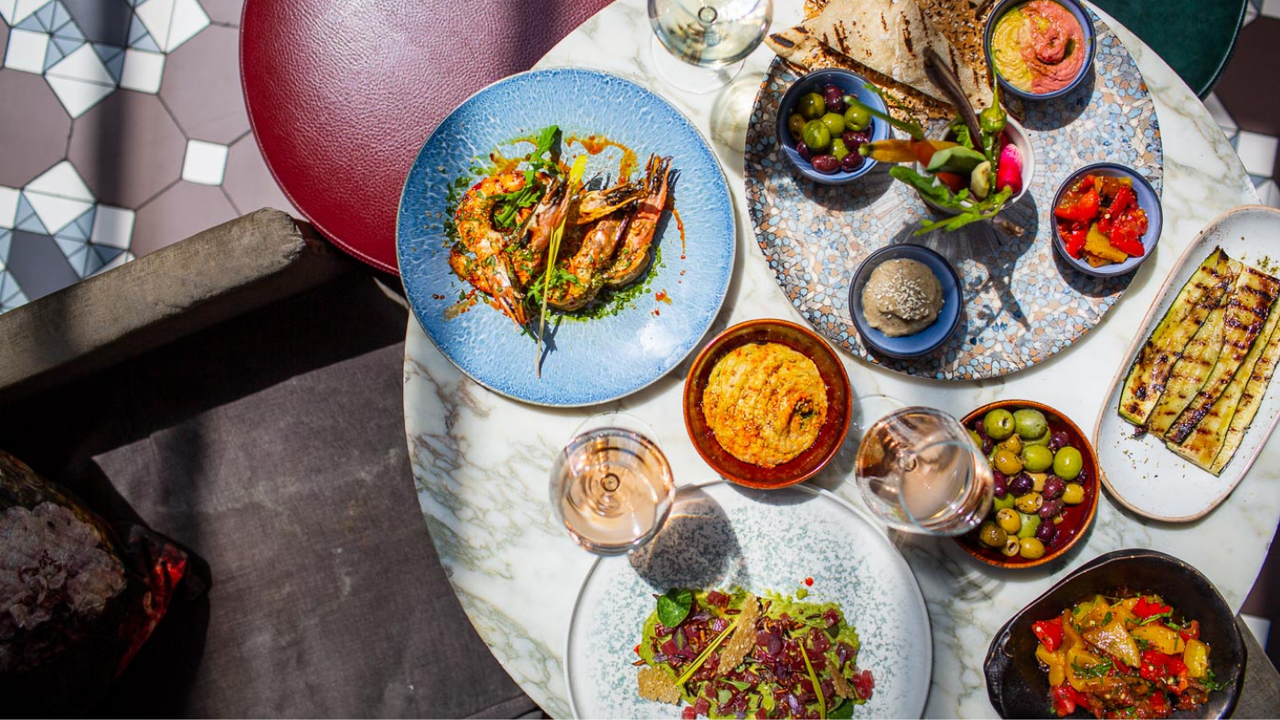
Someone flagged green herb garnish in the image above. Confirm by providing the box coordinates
[1072,658,1114,679]
[493,125,561,230]
[657,588,694,628]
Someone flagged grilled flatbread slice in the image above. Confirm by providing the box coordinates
[766,26,954,119]
[771,0,992,111]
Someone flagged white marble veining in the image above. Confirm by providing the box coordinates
[402,1,1270,717]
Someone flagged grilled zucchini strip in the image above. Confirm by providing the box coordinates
[1145,297,1227,437]
[1209,314,1280,475]
[1119,249,1238,426]
[1165,267,1280,444]
[1169,284,1280,472]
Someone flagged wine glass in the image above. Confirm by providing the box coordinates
[648,0,773,93]
[550,412,676,554]
[852,405,994,536]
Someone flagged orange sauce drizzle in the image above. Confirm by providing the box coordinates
[567,134,638,179]
[670,207,687,259]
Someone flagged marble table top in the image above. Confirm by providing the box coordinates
[402,1,1270,717]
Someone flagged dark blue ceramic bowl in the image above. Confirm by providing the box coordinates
[849,244,962,359]
[985,0,1096,102]
[985,549,1244,719]
[775,68,890,185]
[1051,162,1162,277]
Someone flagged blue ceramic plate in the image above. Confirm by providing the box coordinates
[849,244,963,359]
[1051,162,1163,277]
[565,480,931,719]
[775,68,890,184]
[397,68,735,406]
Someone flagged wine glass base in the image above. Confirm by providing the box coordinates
[648,34,744,93]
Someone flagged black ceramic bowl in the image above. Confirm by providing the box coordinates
[984,549,1245,719]
[849,244,962,359]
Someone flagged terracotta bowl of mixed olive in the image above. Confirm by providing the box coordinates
[958,400,1100,568]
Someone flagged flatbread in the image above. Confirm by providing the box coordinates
[771,0,992,117]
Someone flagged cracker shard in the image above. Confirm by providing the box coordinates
[830,661,855,699]
[638,666,683,704]
[717,595,762,674]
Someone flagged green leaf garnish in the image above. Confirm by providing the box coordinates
[675,617,740,686]
[657,588,694,628]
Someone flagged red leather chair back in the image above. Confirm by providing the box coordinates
[241,0,615,273]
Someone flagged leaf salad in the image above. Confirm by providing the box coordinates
[635,588,874,719]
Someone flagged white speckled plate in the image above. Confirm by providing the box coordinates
[1094,206,1280,522]
[565,480,931,718]
[397,68,734,407]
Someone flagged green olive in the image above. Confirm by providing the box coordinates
[993,449,1024,476]
[1002,536,1021,557]
[968,429,984,450]
[1024,426,1052,447]
[1022,445,1054,473]
[798,92,827,120]
[1062,482,1085,505]
[993,493,1016,511]
[983,409,1015,441]
[996,507,1021,534]
[1016,492,1044,514]
[1053,446,1083,481]
[1013,408,1048,439]
[1019,537,1046,560]
[830,137,851,161]
[787,113,807,140]
[844,103,871,131]
[979,522,1008,548]
[819,112,846,137]
[999,433,1024,456]
[1017,512,1042,539]
[802,120,832,153]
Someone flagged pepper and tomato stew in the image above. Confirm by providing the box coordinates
[1031,592,1224,718]
[1054,174,1149,268]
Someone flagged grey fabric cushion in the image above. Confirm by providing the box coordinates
[0,272,537,718]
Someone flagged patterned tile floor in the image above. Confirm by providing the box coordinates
[0,0,297,311]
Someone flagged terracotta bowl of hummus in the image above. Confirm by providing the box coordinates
[683,319,852,489]
[985,0,1096,101]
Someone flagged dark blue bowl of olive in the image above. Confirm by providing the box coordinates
[776,69,891,185]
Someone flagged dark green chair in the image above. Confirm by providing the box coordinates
[1092,0,1248,98]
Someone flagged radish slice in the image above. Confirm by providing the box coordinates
[996,141,1023,196]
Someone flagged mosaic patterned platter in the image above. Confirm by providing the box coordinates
[744,14,1163,380]
[566,480,931,718]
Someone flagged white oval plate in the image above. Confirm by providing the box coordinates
[1093,205,1280,522]
[565,480,931,719]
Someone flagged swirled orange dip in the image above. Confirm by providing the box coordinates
[702,343,828,468]
[991,0,1086,94]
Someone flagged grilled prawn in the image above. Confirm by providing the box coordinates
[603,155,671,287]
[451,170,529,325]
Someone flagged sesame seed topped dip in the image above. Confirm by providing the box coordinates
[861,258,944,337]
